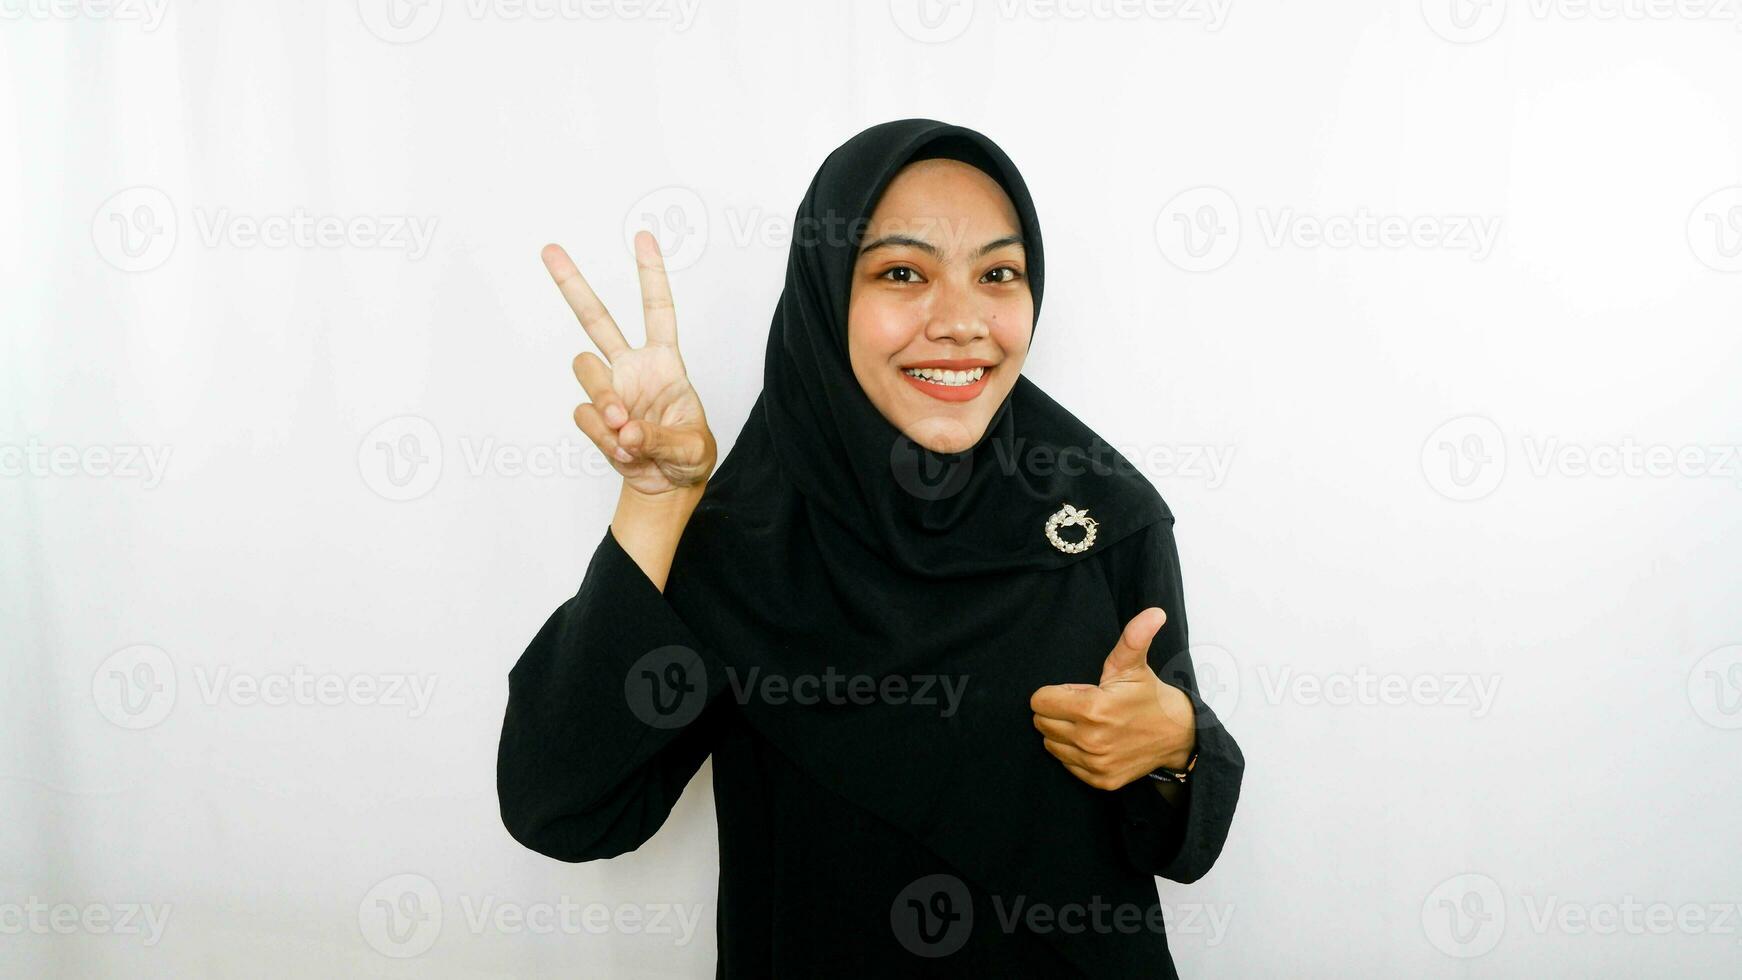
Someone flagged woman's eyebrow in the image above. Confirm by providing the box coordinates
[857,233,1026,259]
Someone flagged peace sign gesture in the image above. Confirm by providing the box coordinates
[543,231,718,498]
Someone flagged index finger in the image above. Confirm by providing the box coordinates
[1029,683,1100,722]
[542,243,631,362]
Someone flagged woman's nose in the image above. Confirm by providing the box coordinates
[924,280,989,344]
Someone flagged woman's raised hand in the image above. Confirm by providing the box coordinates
[543,231,718,498]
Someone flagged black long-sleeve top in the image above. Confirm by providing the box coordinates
[497,522,1242,977]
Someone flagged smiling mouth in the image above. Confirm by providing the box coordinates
[899,364,994,401]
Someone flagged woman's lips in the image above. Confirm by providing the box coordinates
[900,365,992,402]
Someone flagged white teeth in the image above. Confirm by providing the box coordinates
[902,366,986,386]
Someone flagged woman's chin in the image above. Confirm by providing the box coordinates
[900,416,984,455]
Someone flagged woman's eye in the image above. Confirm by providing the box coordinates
[983,266,1023,284]
[879,266,923,283]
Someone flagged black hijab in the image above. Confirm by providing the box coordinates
[663,118,1181,973]
[748,118,1169,577]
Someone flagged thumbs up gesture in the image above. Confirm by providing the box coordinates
[1029,607,1198,791]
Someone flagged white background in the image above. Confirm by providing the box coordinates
[4,1,1742,976]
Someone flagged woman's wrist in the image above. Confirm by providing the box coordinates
[1151,684,1198,771]
[611,482,707,592]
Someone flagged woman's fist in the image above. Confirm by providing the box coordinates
[1029,608,1198,791]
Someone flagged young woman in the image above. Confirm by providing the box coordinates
[497,118,1243,978]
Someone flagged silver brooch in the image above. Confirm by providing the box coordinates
[1043,502,1098,554]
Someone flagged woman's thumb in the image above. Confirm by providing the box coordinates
[623,418,700,465]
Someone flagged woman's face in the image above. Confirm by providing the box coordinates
[848,158,1034,455]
